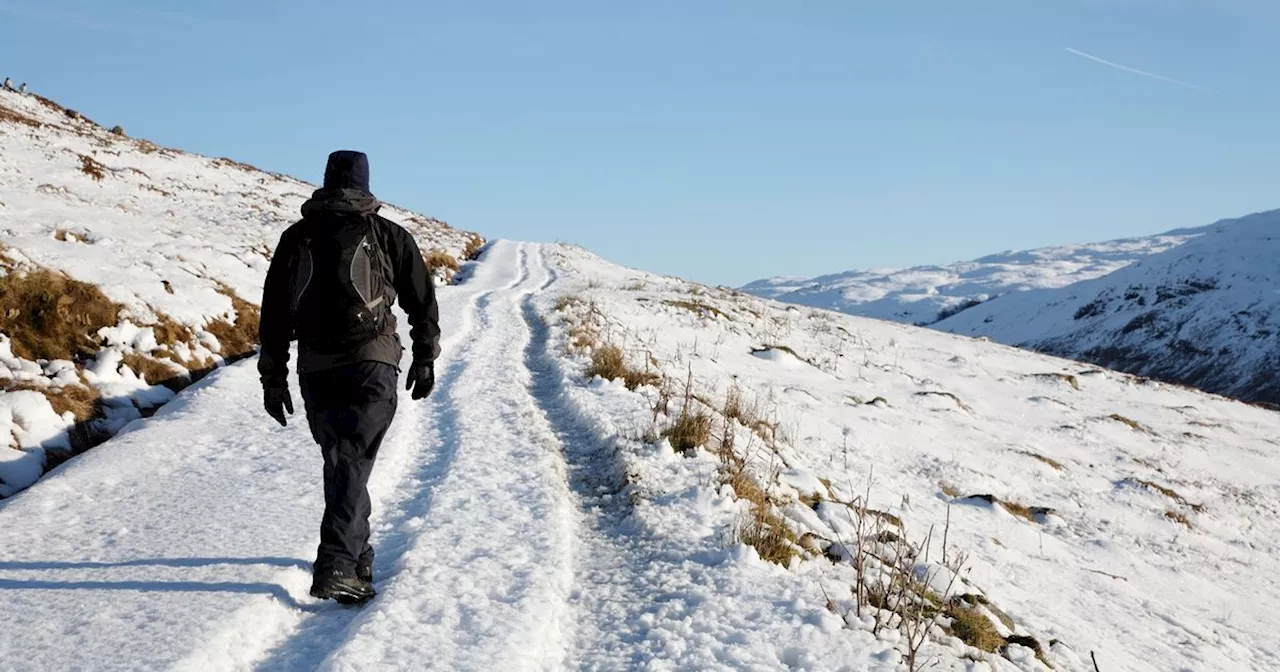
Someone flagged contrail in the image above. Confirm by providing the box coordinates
[1065,47,1202,90]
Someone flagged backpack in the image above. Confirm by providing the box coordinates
[291,218,395,353]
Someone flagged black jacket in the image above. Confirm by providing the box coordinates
[258,188,441,381]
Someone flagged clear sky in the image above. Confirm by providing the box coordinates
[2,1,1278,286]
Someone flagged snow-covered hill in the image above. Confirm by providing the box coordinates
[0,88,481,496]
[3,241,1277,671]
[742,229,1206,326]
[936,210,1280,406]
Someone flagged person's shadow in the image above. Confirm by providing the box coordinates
[0,557,314,610]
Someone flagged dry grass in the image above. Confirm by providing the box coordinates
[1165,509,1193,529]
[1107,413,1152,433]
[80,154,106,181]
[1031,372,1081,390]
[735,505,798,566]
[0,104,42,128]
[2,380,99,422]
[947,606,1005,653]
[663,408,712,453]
[462,234,485,260]
[554,294,585,313]
[663,299,730,321]
[1124,477,1204,512]
[0,268,124,361]
[203,286,259,358]
[753,344,801,359]
[721,382,764,428]
[120,353,184,390]
[961,493,1051,523]
[424,249,460,275]
[585,344,661,391]
[940,483,962,498]
[916,390,973,412]
[1015,449,1064,471]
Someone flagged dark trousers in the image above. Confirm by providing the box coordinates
[299,361,398,576]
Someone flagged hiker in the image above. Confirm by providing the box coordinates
[18,83,26,94]
[258,150,440,604]
[2,78,11,92]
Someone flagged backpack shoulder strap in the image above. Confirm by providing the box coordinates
[365,215,398,297]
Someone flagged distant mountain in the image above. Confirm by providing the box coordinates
[936,210,1280,405]
[742,229,1207,326]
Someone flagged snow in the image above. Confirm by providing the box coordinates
[741,228,1209,326]
[934,210,1280,404]
[2,240,1277,670]
[0,87,481,495]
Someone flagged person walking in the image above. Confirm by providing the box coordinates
[258,150,440,604]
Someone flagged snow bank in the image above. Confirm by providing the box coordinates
[0,87,483,496]
[544,243,1280,671]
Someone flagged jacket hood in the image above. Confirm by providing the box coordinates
[300,187,381,219]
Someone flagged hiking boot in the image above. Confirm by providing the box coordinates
[310,569,376,604]
[356,562,373,584]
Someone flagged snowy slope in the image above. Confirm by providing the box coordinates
[742,230,1206,326]
[0,88,481,495]
[2,241,1277,671]
[935,210,1280,406]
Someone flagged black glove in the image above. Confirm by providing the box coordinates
[263,379,294,427]
[405,359,435,400]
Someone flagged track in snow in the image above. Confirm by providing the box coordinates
[0,241,618,671]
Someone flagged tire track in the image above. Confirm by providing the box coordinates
[519,246,688,669]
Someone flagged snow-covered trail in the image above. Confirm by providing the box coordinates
[0,241,599,671]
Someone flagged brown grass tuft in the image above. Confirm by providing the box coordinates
[120,353,183,390]
[1124,477,1204,512]
[1016,449,1064,471]
[585,344,661,390]
[462,234,485,260]
[80,154,106,181]
[947,606,1005,653]
[663,299,730,321]
[1107,413,1151,433]
[0,104,42,128]
[1032,372,1081,390]
[203,286,259,358]
[2,380,99,422]
[0,268,124,361]
[663,408,712,453]
[1165,509,1193,529]
[736,506,798,566]
[425,249,460,275]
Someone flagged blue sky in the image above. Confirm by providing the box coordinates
[3,1,1279,285]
